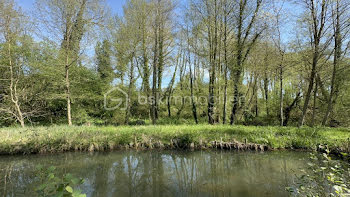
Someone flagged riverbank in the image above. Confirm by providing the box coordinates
[0,125,349,155]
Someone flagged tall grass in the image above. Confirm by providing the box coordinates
[0,125,349,154]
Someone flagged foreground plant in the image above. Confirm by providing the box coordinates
[287,151,350,196]
[35,165,86,197]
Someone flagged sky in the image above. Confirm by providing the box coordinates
[16,0,127,16]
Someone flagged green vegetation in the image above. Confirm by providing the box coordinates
[1,0,350,196]
[1,125,350,155]
[1,0,350,129]
[36,165,86,197]
[287,151,350,196]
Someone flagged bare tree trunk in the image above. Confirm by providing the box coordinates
[207,0,218,125]
[125,56,135,125]
[230,56,241,125]
[157,27,164,121]
[176,52,186,117]
[65,53,72,126]
[264,74,269,116]
[222,5,228,124]
[311,80,318,127]
[230,0,263,125]
[255,83,258,117]
[279,64,283,126]
[190,59,198,124]
[299,48,318,127]
[8,43,25,127]
[283,92,301,126]
[222,47,228,124]
[151,14,159,125]
[298,0,328,127]
[166,63,178,118]
[322,0,341,126]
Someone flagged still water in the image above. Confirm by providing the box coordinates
[0,150,309,197]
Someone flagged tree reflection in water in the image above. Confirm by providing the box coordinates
[0,150,307,197]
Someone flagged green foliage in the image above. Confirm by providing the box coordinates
[35,165,86,197]
[1,0,350,128]
[287,151,350,197]
[96,40,114,84]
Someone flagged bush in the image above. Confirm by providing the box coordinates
[287,150,350,196]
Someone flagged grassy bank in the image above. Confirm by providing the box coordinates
[0,125,350,155]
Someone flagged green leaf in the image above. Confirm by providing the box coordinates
[65,186,73,193]
[71,178,79,185]
[285,187,294,193]
[48,173,55,179]
[37,183,47,191]
[72,190,86,197]
[48,166,56,171]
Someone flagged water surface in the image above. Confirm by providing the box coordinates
[0,150,309,197]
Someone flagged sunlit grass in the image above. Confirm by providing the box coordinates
[0,125,349,154]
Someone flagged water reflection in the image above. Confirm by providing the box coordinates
[0,150,308,197]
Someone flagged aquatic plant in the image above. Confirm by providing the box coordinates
[35,165,86,197]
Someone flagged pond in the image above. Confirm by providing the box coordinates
[0,150,310,197]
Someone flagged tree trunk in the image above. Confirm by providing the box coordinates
[311,80,318,127]
[283,92,301,126]
[322,0,341,126]
[65,53,72,126]
[125,56,135,125]
[8,43,25,128]
[207,0,218,125]
[222,56,228,124]
[176,52,186,117]
[151,15,159,125]
[230,57,242,125]
[279,64,283,126]
[298,0,328,127]
[166,62,178,118]
[190,66,198,124]
[222,2,228,124]
[264,74,269,116]
[298,50,318,127]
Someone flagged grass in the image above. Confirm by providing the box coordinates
[0,125,350,154]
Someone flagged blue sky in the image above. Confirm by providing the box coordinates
[16,0,127,16]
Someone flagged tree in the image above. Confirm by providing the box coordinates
[96,39,114,84]
[189,0,220,124]
[230,0,265,125]
[322,0,350,126]
[271,0,288,126]
[298,0,332,127]
[150,0,175,124]
[113,7,139,124]
[0,0,27,127]
[36,0,107,125]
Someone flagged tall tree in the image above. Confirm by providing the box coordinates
[36,0,107,125]
[230,0,264,125]
[271,0,288,126]
[150,0,175,124]
[190,0,220,124]
[298,0,331,127]
[322,0,350,126]
[0,0,26,127]
[96,39,114,84]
